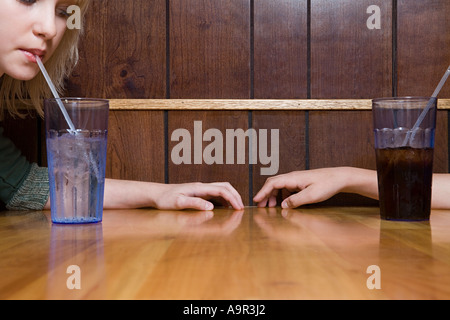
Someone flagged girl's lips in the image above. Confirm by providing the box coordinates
[20,49,45,63]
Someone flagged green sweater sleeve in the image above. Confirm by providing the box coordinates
[0,126,49,210]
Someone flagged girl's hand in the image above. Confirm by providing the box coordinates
[253,168,377,208]
[154,182,245,211]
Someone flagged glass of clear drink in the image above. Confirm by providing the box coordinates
[45,98,109,224]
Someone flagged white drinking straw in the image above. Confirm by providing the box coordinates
[36,56,100,178]
[35,56,76,133]
[403,65,450,146]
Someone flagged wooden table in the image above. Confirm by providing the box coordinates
[1,206,450,300]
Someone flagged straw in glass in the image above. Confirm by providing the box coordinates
[402,65,450,146]
[36,56,76,133]
[36,56,100,178]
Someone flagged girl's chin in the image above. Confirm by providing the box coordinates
[6,67,40,81]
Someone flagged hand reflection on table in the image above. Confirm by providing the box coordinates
[252,206,440,299]
[45,208,244,299]
[253,206,433,256]
[253,207,380,247]
[103,208,245,238]
[4,207,444,299]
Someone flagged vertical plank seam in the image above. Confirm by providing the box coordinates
[249,0,254,205]
[164,111,169,184]
[307,0,311,99]
[166,0,171,99]
[102,0,107,98]
[305,111,310,170]
[250,0,255,99]
[448,111,450,173]
[306,0,311,170]
[392,0,398,97]
[165,0,170,183]
[249,111,253,206]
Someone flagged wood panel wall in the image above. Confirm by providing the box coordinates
[3,0,450,207]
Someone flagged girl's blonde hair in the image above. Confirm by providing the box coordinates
[0,0,91,120]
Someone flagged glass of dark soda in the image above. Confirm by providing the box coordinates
[372,97,437,221]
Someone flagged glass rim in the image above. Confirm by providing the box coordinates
[372,96,436,103]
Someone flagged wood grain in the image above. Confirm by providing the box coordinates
[65,0,106,97]
[254,0,308,98]
[3,207,450,299]
[309,111,376,169]
[66,0,166,99]
[108,99,450,110]
[63,0,450,102]
[106,110,165,182]
[103,0,166,98]
[252,111,307,204]
[169,0,250,98]
[311,0,392,98]
[397,0,450,98]
[434,110,449,173]
[168,110,249,204]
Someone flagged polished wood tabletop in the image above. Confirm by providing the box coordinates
[1,206,450,300]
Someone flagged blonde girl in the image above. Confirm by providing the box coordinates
[0,0,244,211]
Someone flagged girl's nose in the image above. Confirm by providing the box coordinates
[32,7,58,40]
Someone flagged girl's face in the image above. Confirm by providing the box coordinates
[0,0,74,80]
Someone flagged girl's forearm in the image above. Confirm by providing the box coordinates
[340,167,379,200]
[431,174,450,209]
[103,178,162,209]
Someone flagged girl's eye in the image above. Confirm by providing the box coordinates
[17,0,71,18]
[19,0,37,5]
[56,7,71,18]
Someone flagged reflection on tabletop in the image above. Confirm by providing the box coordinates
[1,206,450,299]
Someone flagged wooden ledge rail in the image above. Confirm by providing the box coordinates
[110,99,450,111]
